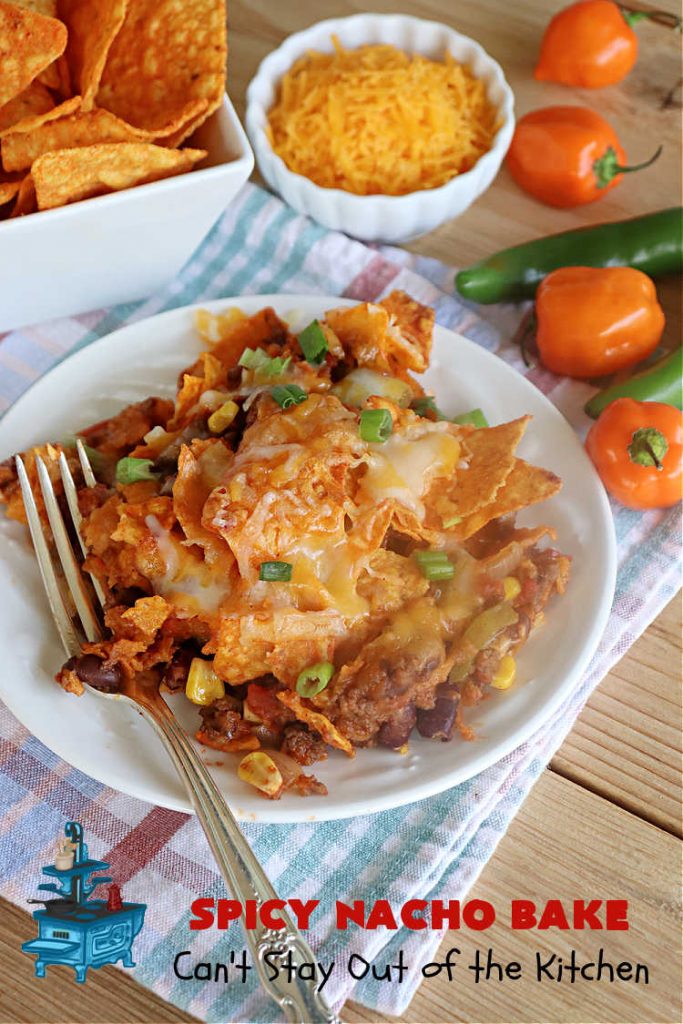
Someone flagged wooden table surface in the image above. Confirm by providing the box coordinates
[1,2,681,1023]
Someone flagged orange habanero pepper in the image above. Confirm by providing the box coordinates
[506,106,661,207]
[586,398,682,509]
[535,267,665,379]
[536,0,654,88]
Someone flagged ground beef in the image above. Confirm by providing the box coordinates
[280,723,328,765]
[329,639,448,745]
[290,774,328,798]
[77,482,111,517]
[197,695,246,744]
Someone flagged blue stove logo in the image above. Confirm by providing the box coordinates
[22,820,147,984]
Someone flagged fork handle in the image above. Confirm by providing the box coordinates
[134,696,339,1024]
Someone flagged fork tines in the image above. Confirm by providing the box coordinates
[15,452,104,660]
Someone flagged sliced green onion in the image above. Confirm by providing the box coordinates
[414,549,449,561]
[298,320,328,365]
[296,660,334,698]
[115,457,159,485]
[359,408,393,443]
[238,346,270,370]
[263,354,291,377]
[442,514,462,528]
[259,561,293,582]
[452,408,489,429]
[271,384,308,409]
[414,549,455,580]
[239,348,291,377]
[411,396,447,421]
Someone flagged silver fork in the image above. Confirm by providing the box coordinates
[15,444,339,1024]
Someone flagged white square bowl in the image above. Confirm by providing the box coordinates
[0,95,254,332]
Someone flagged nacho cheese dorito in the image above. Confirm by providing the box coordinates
[0,293,570,800]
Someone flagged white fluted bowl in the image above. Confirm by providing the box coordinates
[246,13,515,243]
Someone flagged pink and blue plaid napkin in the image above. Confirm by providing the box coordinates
[0,184,680,1022]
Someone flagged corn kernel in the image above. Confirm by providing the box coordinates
[503,576,521,601]
[185,658,225,705]
[491,655,516,690]
[208,400,239,434]
[238,752,283,797]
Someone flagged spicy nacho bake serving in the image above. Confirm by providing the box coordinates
[0,293,570,800]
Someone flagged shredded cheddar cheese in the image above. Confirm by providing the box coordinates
[266,38,498,196]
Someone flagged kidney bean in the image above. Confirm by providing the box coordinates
[160,646,195,693]
[377,702,417,748]
[416,690,460,741]
[63,654,123,693]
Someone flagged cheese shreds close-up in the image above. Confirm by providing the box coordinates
[267,38,499,195]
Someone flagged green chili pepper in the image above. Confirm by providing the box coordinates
[584,347,683,418]
[455,208,683,304]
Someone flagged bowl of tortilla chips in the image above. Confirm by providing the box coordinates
[0,0,253,331]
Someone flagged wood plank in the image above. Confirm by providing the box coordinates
[3,774,677,1024]
[552,597,682,835]
[345,772,682,1023]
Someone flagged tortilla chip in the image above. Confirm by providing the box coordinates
[195,731,260,753]
[379,290,434,372]
[276,690,355,757]
[120,594,170,636]
[0,94,81,138]
[59,0,129,111]
[9,173,35,216]
[12,0,58,14]
[7,1,68,96]
[0,1,67,108]
[160,99,212,148]
[440,417,530,522]
[475,525,556,566]
[96,0,226,133]
[38,52,71,95]
[32,142,207,210]
[0,80,53,134]
[2,107,157,171]
[0,179,20,206]
[457,459,563,540]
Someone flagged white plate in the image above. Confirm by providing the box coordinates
[0,296,616,822]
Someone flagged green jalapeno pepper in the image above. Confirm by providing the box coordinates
[455,208,683,304]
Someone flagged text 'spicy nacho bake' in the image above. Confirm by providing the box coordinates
[0,293,570,800]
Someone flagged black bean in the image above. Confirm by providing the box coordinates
[416,692,460,741]
[377,703,417,749]
[64,654,123,693]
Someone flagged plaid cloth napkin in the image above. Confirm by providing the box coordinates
[0,183,680,1023]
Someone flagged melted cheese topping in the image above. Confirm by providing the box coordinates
[288,536,369,620]
[145,515,230,615]
[359,429,461,520]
